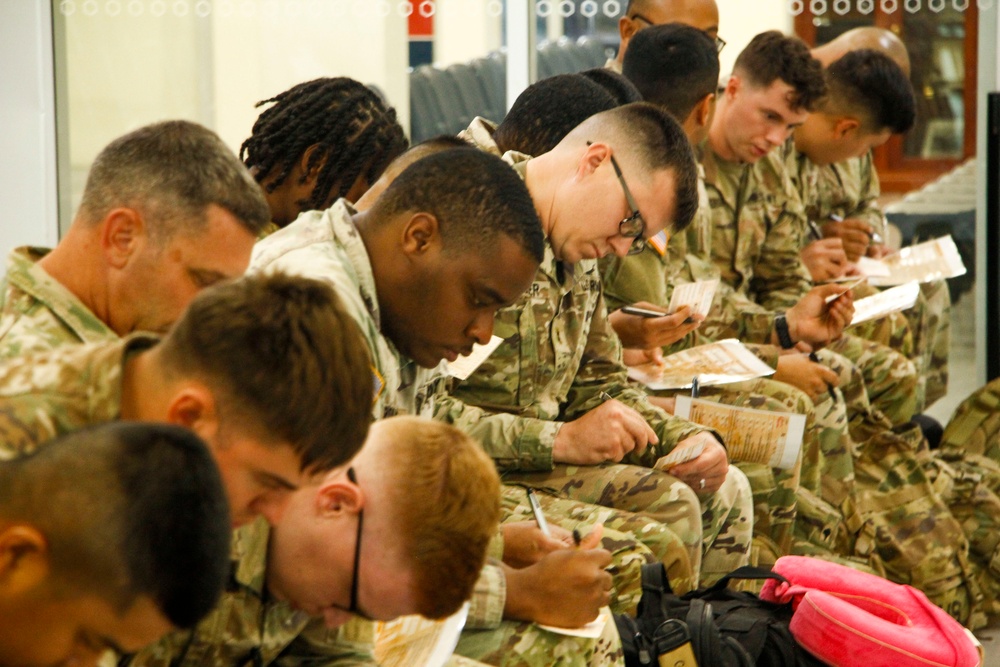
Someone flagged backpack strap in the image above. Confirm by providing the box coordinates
[699,566,789,596]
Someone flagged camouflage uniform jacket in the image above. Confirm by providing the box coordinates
[0,246,115,359]
[250,200,506,630]
[459,117,502,156]
[130,520,376,666]
[437,235,711,472]
[785,148,886,238]
[600,231,780,369]
[703,144,813,311]
[0,334,156,458]
[251,200,446,421]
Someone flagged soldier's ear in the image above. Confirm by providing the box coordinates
[100,207,146,269]
[399,212,441,256]
[315,476,363,518]
[833,117,860,140]
[165,386,219,442]
[0,525,49,597]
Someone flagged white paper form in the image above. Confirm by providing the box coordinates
[375,603,470,667]
[850,282,921,327]
[862,236,967,287]
[539,609,612,639]
[667,279,719,318]
[674,397,805,470]
[627,339,775,390]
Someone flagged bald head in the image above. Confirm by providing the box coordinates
[617,0,720,64]
[812,27,910,76]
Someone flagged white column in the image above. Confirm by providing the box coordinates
[507,0,538,112]
[0,1,60,255]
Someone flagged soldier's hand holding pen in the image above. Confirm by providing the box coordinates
[821,216,876,262]
[609,303,702,349]
[778,284,856,349]
[801,238,850,281]
[502,526,611,627]
[773,352,840,403]
[501,520,578,569]
[553,393,658,465]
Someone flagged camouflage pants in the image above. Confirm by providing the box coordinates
[911,279,952,409]
[456,611,624,667]
[501,484,694,608]
[940,378,1000,462]
[827,333,920,426]
[659,377,813,560]
[502,463,752,587]
[846,282,914,360]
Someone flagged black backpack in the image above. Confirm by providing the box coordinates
[616,563,825,667]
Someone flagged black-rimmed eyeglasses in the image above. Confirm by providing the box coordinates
[607,152,647,256]
[630,13,726,53]
[327,467,373,621]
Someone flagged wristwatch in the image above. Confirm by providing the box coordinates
[774,313,796,350]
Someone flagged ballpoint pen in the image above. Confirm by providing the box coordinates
[526,488,552,538]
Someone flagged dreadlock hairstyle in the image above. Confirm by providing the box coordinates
[241,77,409,218]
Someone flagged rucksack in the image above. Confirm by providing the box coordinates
[616,563,824,667]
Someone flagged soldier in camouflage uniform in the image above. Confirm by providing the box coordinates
[702,34,920,428]
[0,423,232,667]
[0,273,393,660]
[791,132,950,409]
[447,103,754,587]
[603,23,832,562]
[0,121,269,361]
[252,147,633,666]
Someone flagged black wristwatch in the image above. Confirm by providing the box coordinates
[774,313,795,350]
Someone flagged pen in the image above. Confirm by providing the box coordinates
[526,488,552,538]
[691,376,700,399]
[831,213,884,244]
[572,528,582,547]
[599,391,614,403]
[808,352,837,403]
[808,219,824,241]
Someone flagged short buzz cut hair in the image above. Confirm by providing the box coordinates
[368,147,545,263]
[0,423,231,629]
[565,102,700,233]
[493,74,619,157]
[78,120,271,240]
[733,30,827,112]
[623,22,720,121]
[158,272,374,473]
[824,49,916,135]
[377,417,501,619]
[579,68,643,105]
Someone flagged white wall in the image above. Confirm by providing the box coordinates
[716,0,794,75]
[0,2,60,258]
[57,0,410,213]
[433,0,503,68]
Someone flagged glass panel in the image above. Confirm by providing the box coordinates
[902,8,966,159]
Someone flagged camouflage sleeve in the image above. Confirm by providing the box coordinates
[0,396,60,460]
[851,155,889,237]
[751,204,813,311]
[432,393,562,472]
[274,618,377,666]
[698,280,776,344]
[466,561,507,630]
[561,289,708,462]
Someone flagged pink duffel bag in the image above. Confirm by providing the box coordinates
[759,556,982,667]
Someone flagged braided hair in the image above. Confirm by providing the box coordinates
[241,77,408,215]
